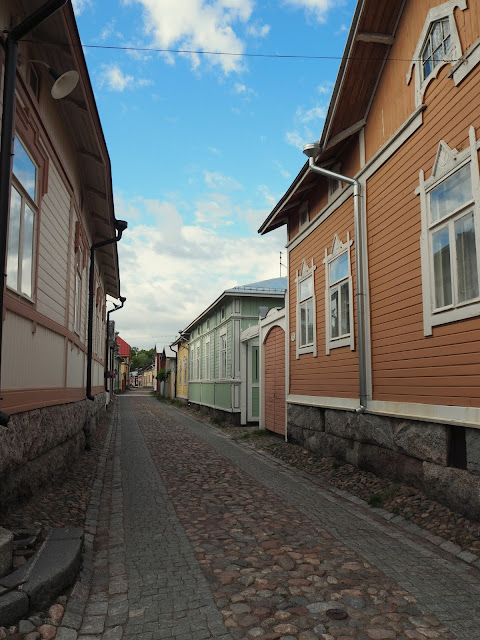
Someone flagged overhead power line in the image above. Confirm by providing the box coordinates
[26,39,458,64]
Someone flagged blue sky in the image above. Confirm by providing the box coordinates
[72,0,356,349]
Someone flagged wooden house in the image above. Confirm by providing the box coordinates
[171,333,189,402]
[184,278,286,424]
[0,1,124,509]
[116,336,131,391]
[259,0,480,517]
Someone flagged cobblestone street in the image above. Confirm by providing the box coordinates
[65,395,480,640]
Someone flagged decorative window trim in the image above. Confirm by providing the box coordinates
[451,36,480,86]
[220,328,227,378]
[298,202,309,233]
[205,338,211,380]
[406,0,466,108]
[328,164,342,202]
[323,233,355,354]
[295,259,317,358]
[416,126,480,335]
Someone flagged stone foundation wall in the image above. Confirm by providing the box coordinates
[0,393,106,512]
[287,403,480,521]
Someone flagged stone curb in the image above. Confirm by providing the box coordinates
[0,527,83,626]
[164,400,480,572]
[56,405,117,639]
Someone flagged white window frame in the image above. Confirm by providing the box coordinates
[406,0,466,108]
[196,343,201,380]
[417,127,480,335]
[323,233,355,354]
[189,346,194,381]
[7,136,38,300]
[220,330,227,378]
[328,165,342,202]
[295,259,317,358]
[220,306,226,321]
[183,355,187,385]
[205,338,211,380]
[299,202,309,232]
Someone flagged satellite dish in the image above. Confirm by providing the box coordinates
[50,69,79,99]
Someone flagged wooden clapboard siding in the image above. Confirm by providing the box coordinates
[366,50,480,407]
[289,195,358,398]
[264,326,286,436]
[37,160,70,325]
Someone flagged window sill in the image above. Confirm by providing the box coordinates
[327,335,351,352]
[426,300,480,335]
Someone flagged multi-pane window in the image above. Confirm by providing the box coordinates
[299,275,314,348]
[196,344,201,379]
[220,333,227,378]
[183,355,187,385]
[429,163,479,310]
[295,259,317,358]
[7,137,37,298]
[324,234,354,353]
[329,253,350,340]
[205,340,210,379]
[422,18,451,80]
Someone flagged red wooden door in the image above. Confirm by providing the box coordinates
[264,326,285,436]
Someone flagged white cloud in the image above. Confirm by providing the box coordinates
[285,130,305,149]
[72,0,92,15]
[295,104,327,124]
[98,64,152,92]
[247,23,271,38]
[282,0,336,23]
[204,171,242,191]
[285,102,327,149]
[112,195,286,349]
[127,0,254,74]
[234,82,257,99]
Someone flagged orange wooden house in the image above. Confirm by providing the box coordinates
[259,0,480,518]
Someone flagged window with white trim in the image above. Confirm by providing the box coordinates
[205,338,210,379]
[324,234,354,354]
[7,137,37,299]
[417,127,480,335]
[183,355,187,385]
[74,249,83,335]
[220,306,225,321]
[299,202,309,232]
[196,343,201,379]
[220,332,227,378]
[189,346,194,381]
[295,259,317,358]
[406,1,466,108]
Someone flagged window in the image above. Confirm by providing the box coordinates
[183,355,187,385]
[406,1,466,108]
[328,166,342,201]
[205,339,210,379]
[220,332,227,378]
[295,259,317,358]
[417,129,480,335]
[299,202,309,232]
[421,18,451,80]
[190,346,194,381]
[324,234,354,354]
[221,306,226,321]
[7,137,37,298]
[196,344,201,379]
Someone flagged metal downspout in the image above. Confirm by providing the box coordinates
[0,0,69,428]
[306,157,367,411]
[86,221,127,401]
[105,296,125,392]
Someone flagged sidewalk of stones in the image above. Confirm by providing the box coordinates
[0,407,112,639]
[156,396,480,564]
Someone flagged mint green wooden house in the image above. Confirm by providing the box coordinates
[184,278,286,424]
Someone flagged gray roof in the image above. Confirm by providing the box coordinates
[225,277,287,295]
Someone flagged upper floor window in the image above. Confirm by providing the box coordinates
[417,128,480,335]
[324,234,354,354]
[7,137,37,299]
[220,306,226,321]
[205,339,211,379]
[299,202,309,232]
[407,0,466,108]
[421,19,451,80]
[220,332,227,378]
[295,259,317,358]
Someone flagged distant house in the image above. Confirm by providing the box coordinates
[259,0,480,517]
[116,336,131,391]
[0,1,125,510]
[171,333,189,402]
[154,345,176,397]
[142,364,154,388]
[184,278,286,424]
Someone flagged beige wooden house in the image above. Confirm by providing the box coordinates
[260,0,480,518]
[0,1,124,510]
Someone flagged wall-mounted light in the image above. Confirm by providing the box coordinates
[30,60,79,99]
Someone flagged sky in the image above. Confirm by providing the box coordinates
[72,0,356,350]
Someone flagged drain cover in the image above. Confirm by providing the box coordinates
[326,608,348,620]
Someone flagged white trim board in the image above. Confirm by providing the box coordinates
[287,395,359,411]
[368,400,480,429]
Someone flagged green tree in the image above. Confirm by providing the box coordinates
[130,347,154,371]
